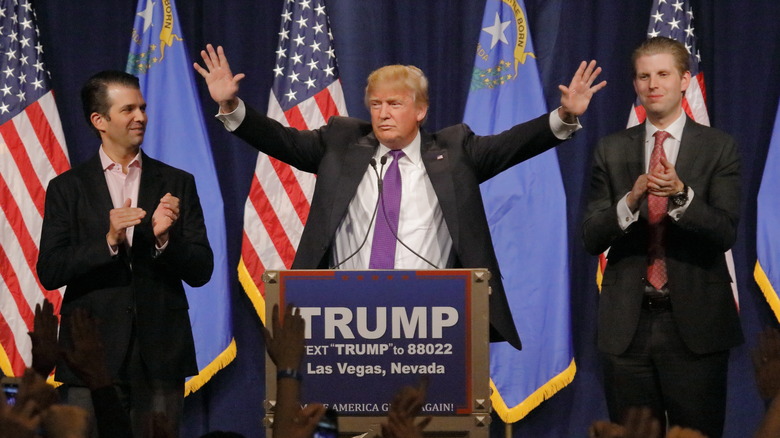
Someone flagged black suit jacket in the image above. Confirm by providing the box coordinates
[37,151,213,384]
[233,106,565,350]
[582,118,743,355]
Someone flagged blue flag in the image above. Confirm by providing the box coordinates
[127,0,234,395]
[756,99,780,319]
[462,0,574,422]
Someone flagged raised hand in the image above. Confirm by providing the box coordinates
[63,308,112,390]
[558,60,607,122]
[381,376,432,438]
[152,193,180,246]
[193,44,245,113]
[107,198,145,248]
[27,299,59,378]
[262,303,305,370]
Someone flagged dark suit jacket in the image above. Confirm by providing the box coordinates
[582,118,743,355]
[233,106,565,350]
[37,151,213,384]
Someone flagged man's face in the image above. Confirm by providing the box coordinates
[94,85,147,150]
[633,53,690,126]
[368,84,427,150]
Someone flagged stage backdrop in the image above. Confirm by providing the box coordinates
[28,0,780,437]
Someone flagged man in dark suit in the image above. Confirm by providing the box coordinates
[194,44,604,350]
[582,37,742,437]
[37,70,213,436]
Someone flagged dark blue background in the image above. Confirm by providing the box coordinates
[33,0,780,436]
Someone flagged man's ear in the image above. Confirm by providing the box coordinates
[90,112,105,133]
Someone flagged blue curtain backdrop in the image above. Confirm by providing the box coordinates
[33,0,780,436]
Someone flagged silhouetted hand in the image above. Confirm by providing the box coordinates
[753,327,780,400]
[28,299,59,377]
[274,403,326,438]
[381,376,432,438]
[63,308,112,390]
[262,303,305,370]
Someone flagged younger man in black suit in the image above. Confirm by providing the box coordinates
[37,71,213,437]
[583,37,742,437]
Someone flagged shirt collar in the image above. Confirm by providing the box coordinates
[376,130,422,167]
[645,111,687,142]
[99,146,143,172]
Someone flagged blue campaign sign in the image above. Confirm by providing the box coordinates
[277,270,474,415]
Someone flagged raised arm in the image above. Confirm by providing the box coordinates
[558,60,607,123]
[192,44,245,114]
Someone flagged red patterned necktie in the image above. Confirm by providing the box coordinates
[647,130,671,289]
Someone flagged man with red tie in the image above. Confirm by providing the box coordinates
[583,37,742,438]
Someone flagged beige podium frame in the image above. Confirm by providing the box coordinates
[262,269,492,438]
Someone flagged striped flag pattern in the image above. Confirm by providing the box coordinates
[237,0,347,323]
[599,0,739,308]
[0,0,69,376]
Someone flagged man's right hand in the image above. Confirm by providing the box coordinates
[626,174,649,213]
[193,44,245,114]
[106,198,145,248]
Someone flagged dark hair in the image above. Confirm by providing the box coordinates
[80,70,140,137]
[632,36,690,77]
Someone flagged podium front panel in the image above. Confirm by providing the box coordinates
[263,269,491,437]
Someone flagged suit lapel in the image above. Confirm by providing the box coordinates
[674,117,702,182]
[83,153,116,216]
[420,132,459,248]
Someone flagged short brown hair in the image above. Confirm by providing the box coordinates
[632,37,690,77]
[364,65,429,108]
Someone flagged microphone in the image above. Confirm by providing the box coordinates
[330,158,383,269]
[375,154,440,269]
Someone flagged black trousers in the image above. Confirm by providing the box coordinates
[601,308,730,438]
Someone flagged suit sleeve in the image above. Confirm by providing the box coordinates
[36,176,117,290]
[232,105,325,173]
[462,114,563,182]
[673,135,740,252]
[582,138,627,255]
[152,172,213,287]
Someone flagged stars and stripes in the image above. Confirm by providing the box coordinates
[0,0,69,376]
[237,0,347,322]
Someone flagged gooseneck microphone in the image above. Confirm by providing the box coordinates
[330,158,385,269]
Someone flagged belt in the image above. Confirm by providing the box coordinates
[642,294,672,311]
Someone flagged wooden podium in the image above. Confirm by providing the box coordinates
[262,269,492,437]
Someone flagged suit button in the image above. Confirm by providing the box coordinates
[126,307,133,314]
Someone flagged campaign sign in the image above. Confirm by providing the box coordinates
[275,270,475,416]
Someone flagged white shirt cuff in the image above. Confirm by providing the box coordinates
[215,98,246,132]
[549,107,582,140]
[617,192,639,230]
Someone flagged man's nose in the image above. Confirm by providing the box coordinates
[379,103,390,118]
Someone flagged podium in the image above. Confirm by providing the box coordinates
[262,269,491,438]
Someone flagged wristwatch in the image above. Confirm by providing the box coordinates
[670,184,689,207]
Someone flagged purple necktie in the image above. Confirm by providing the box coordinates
[647,130,670,289]
[369,150,404,269]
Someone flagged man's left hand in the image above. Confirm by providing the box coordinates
[558,60,607,123]
[647,157,684,197]
[152,193,180,246]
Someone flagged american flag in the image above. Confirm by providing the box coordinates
[599,0,739,307]
[237,0,347,322]
[0,0,68,376]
